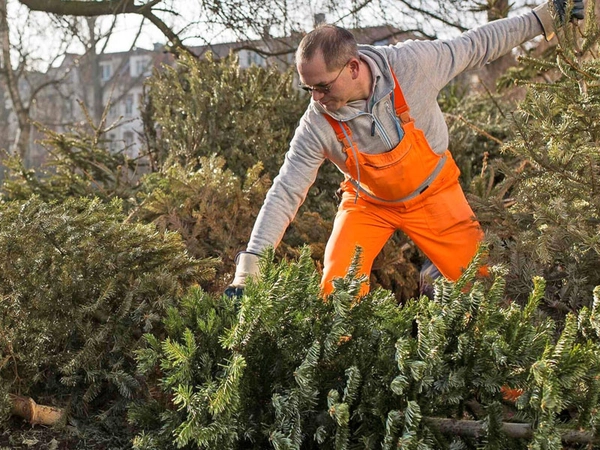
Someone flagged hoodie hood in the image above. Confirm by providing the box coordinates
[310,45,396,122]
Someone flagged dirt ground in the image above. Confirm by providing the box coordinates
[1,420,77,450]
[0,418,126,450]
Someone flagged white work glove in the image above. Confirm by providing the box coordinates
[224,251,260,298]
[534,0,585,41]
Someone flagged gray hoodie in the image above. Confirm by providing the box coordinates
[245,9,547,257]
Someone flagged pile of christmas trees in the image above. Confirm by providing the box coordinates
[1,2,599,448]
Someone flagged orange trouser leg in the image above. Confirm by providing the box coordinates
[321,195,395,296]
[321,179,484,297]
[402,179,484,281]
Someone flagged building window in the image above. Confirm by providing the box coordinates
[136,59,145,76]
[100,62,112,81]
[245,51,265,67]
[123,131,134,147]
[123,131,137,157]
[108,102,118,117]
[124,95,134,116]
[64,97,73,119]
[130,56,150,77]
[254,52,265,67]
[108,133,117,152]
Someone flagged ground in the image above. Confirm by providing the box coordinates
[1,418,127,450]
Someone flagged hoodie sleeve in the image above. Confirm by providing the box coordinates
[394,10,545,91]
[246,111,326,255]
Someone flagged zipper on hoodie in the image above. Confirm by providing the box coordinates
[370,113,393,149]
[386,101,405,143]
[368,75,380,138]
[347,111,393,149]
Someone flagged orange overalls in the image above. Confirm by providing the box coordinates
[321,70,484,296]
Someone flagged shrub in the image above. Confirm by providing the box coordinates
[1,123,141,205]
[132,156,270,292]
[145,52,306,179]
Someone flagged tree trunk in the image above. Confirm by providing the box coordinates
[10,394,64,426]
[87,17,105,124]
[0,0,31,161]
[424,417,600,445]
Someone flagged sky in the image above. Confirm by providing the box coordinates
[102,15,168,52]
[7,0,221,70]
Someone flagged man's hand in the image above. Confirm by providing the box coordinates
[553,0,585,24]
[224,285,245,299]
[224,252,260,299]
[534,0,584,41]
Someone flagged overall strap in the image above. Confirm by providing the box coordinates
[389,69,412,125]
[323,114,353,150]
[323,112,361,203]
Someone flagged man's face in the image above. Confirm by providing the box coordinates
[297,51,352,113]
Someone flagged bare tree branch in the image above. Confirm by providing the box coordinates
[139,8,194,56]
[18,0,193,56]
[0,0,30,158]
[396,0,470,32]
[19,0,142,16]
[334,0,377,24]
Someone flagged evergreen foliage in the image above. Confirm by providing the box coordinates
[470,3,600,309]
[145,52,307,180]
[0,196,209,426]
[144,50,344,222]
[132,156,271,292]
[443,89,517,187]
[131,248,600,449]
[1,121,141,205]
[3,9,600,449]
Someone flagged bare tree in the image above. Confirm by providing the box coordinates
[0,0,176,166]
[0,0,72,161]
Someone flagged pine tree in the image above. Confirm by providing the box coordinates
[0,196,210,429]
[131,247,600,449]
[144,52,308,183]
[1,113,141,205]
[131,156,271,293]
[470,0,600,310]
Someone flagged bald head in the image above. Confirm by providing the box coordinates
[295,24,359,71]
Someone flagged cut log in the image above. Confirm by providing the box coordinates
[424,417,599,444]
[10,394,64,426]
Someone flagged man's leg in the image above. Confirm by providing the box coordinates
[321,194,395,296]
[419,259,442,299]
[402,179,484,281]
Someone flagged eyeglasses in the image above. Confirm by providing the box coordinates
[299,62,349,94]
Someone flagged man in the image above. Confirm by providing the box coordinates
[227,0,584,298]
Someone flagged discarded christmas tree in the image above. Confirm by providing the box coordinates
[130,247,600,449]
[471,0,600,310]
[0,197,210,433]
